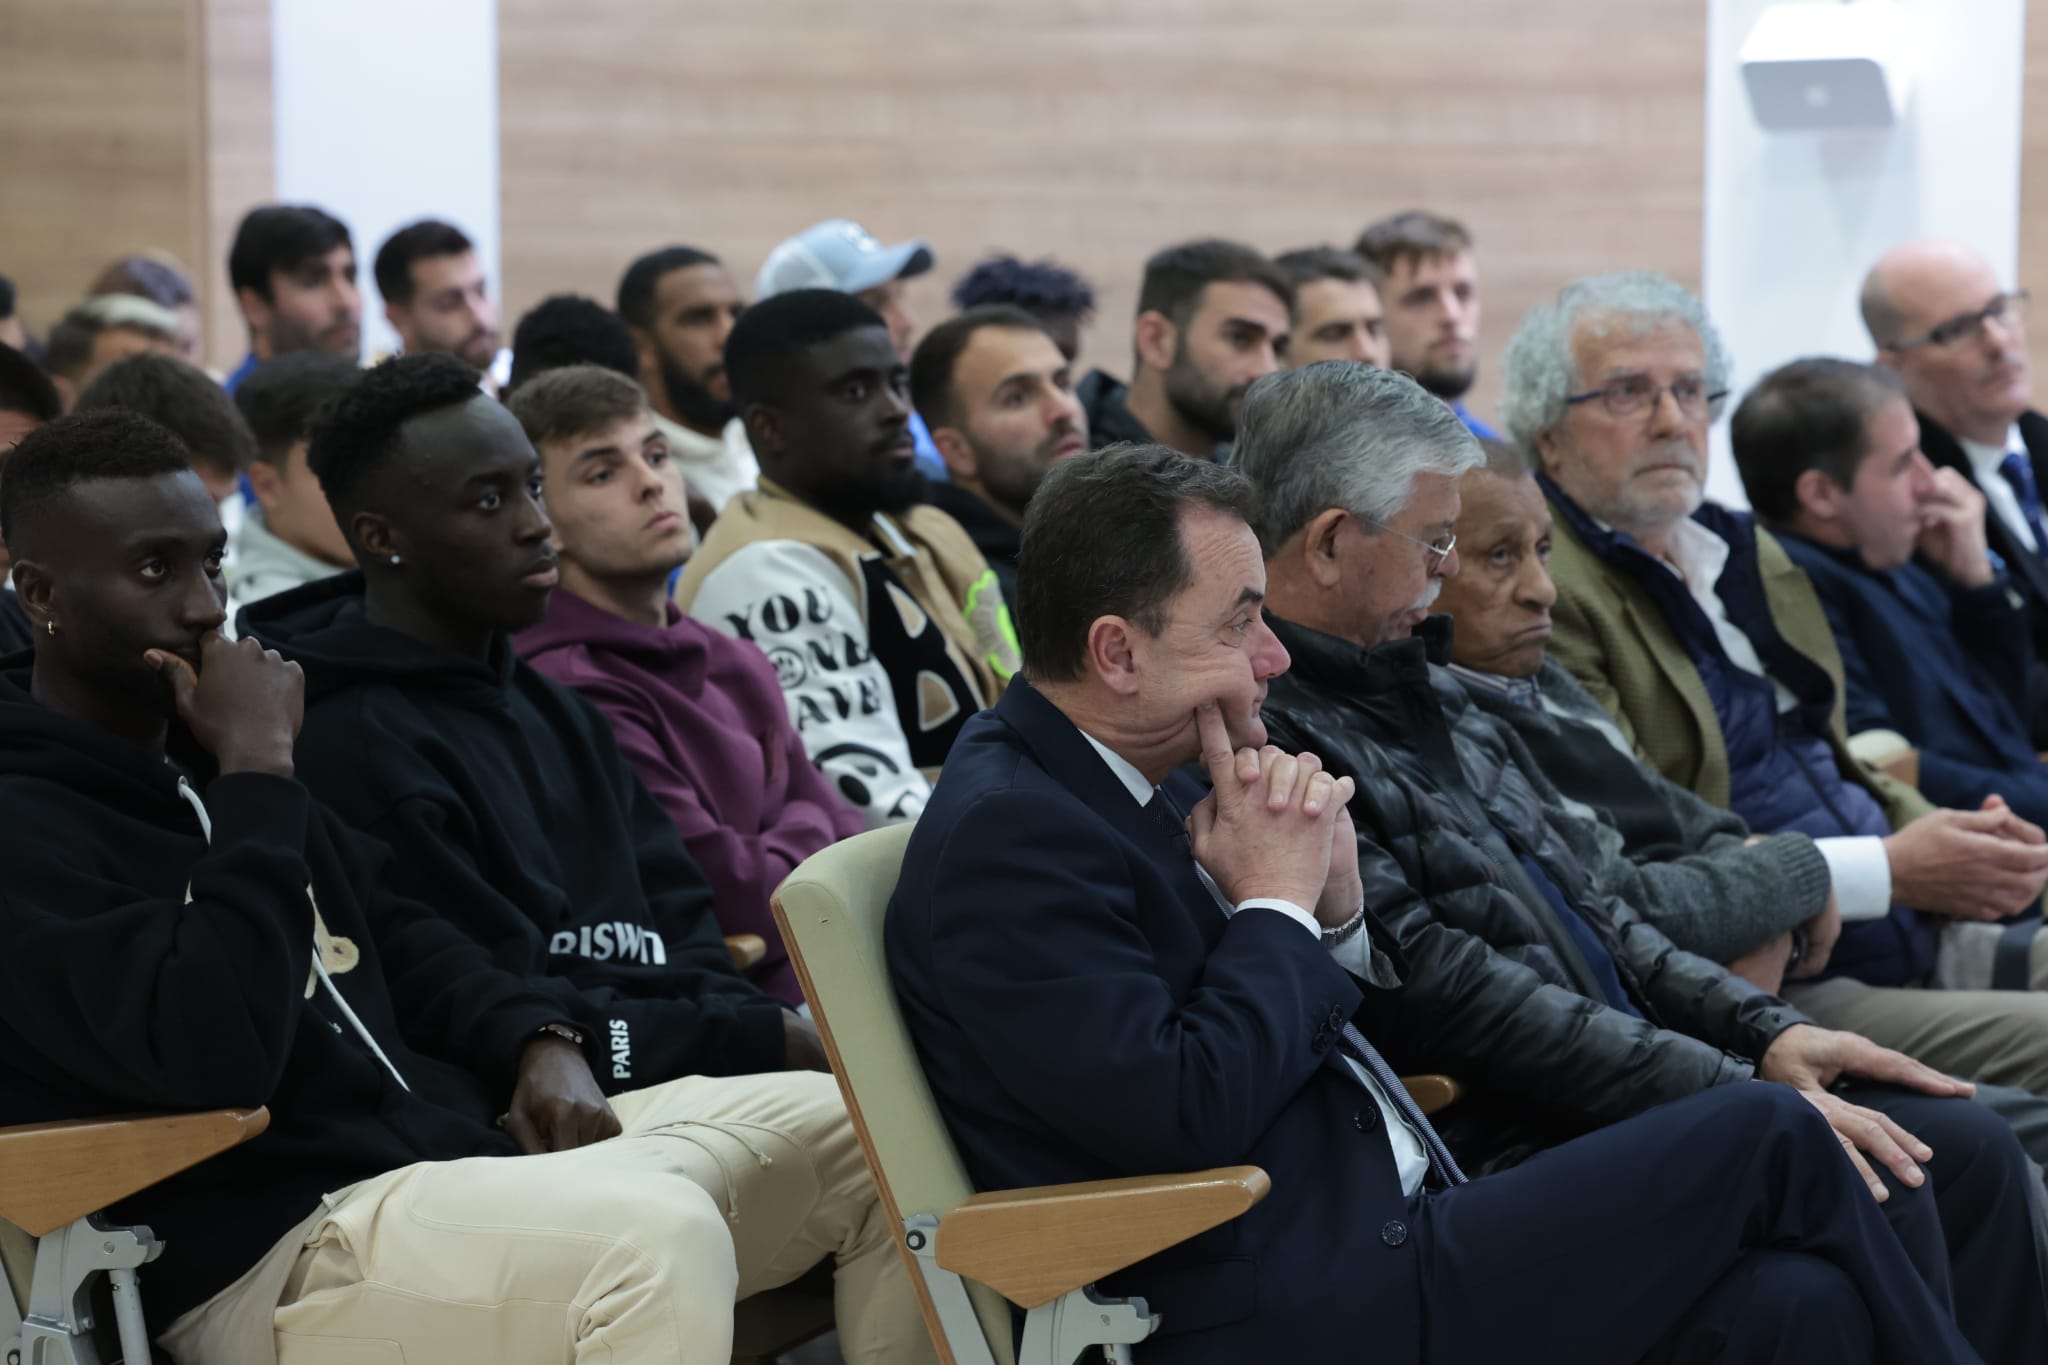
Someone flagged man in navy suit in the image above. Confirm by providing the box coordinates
[887,444,1981,1363]
[1863,239,2048,742]
[1733,358,2048,843]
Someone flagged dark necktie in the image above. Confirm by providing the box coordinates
[1143,788,1468,1187]
[1998,450,2048,560]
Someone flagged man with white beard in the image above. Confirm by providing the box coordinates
[1522,271,2048,1097]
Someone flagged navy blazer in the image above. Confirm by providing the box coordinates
[887,678,1425,1361]
[1776,530,2048,826]
[1917,407,2048,743]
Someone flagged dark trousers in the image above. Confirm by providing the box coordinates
[1849,1084,2048,1363]
[1411,1084,1980,1364]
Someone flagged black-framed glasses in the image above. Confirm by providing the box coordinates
[1564,373,1727,421]
[1888,290,2030,352]
[1360,518,1456,572]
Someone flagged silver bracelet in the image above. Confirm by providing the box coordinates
[1322,903,1368,946]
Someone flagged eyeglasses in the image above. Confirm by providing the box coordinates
[1360,517,1456,572]
[1564,373,1727,421]
[1887,290,2030,352]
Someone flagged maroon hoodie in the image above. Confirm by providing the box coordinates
[516,589,862,1003]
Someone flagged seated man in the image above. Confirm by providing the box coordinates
[506,364,862,1005]
[0,271,28,354]
[240,355,933,1365]
[76,352,257,514]
[225,204,363,392]
[0,410,753,1362]
[504,293,641,396]
[677,291,1018,828]
[616,245,757,515]
[89,250,203,362]
[1733,357,2048,830]
[1435,436,1839,989]
[375,218,507,388]
[949,252,1098,363]
[1509,270,2048,1088]
[1075,239,1291,460]
[228,351,360,604]
[1235,363,2048,1357]
[1274,246,1392,370]
[76,352,261,607]
[910,305,1089,605]
[889,443,1981,1365]
[1863,239,2048,741]
[0,342,62,652]
[41,293,181,408]
[1354,210,1498,438]
[755,218,948,481]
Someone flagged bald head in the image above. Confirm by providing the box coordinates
[1861,238,2029,445]
[1861,240,1997,347]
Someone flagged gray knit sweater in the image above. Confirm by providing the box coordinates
[1457,659,1834,965]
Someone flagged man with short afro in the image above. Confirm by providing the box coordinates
[676,289,1019,828]
[243,353,934,1364]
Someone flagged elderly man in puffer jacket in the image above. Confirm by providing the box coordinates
[1232,361,2048,1359]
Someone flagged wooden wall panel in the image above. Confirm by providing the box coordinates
[194,0,274,373]
[0,0,199,346]
[499,0,1708,424]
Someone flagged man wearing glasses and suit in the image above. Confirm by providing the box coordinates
[1519,270,2048,1097]
[1862,240,2048,743]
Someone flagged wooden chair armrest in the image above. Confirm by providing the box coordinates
[1402,1074,1462,1116]
[0,1108,270,1237]
[934,1165,1269,1309]
[725,934,767,970]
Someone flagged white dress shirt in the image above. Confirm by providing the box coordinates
[1656,519,1892,921]
[1076,729,1431,1196]
[1959,426,2038,554]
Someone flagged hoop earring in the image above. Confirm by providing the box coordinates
[44,619,56,637]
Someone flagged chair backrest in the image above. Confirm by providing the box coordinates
[772,824,1016,1365]
[1,1219,30,1316]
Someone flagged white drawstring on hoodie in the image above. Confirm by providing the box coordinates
[176,776,410,1092]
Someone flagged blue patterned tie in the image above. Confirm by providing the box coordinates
[1145,788,1468,1187]
[1998,450,2048,560]
[1337,1023,1468,1186]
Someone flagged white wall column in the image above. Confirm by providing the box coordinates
[271,0,499,364]
[1702,0,2025,505]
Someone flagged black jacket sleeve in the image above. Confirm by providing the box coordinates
[1347,819,1758,1127]
[0,774,317,1110]
[1485,715,1809,1064]
[333,818,592,1101]
[363,788,788,1091]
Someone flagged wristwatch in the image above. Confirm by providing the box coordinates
[531,1022,587,1048]
[1322,902,1369,947]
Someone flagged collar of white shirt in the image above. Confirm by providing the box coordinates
[1957,425,2028,481]
[1076,729,1157,806]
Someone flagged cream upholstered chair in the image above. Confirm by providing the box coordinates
[1,1107,269,1364]
[772,823,1272,1365]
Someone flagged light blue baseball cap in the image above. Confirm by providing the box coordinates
[754,219,935,300]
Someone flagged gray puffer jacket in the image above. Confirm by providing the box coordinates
[1260,614,1808,1171]
[1457,659,1832,964]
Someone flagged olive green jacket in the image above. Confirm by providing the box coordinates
[1544,501,1932,831]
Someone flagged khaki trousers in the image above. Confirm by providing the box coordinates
[168,1071,932,1365]
[1784,937,2048,1099]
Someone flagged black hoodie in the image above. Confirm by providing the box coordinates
[0,656,579,1331]
[242,574,789,1084]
